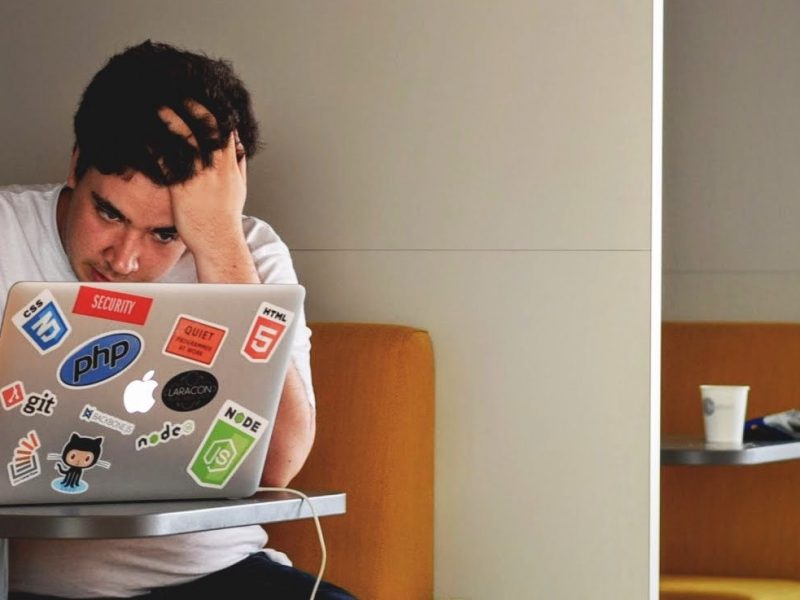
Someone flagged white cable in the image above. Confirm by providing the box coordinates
[257,486,327,600]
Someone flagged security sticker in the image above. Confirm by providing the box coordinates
[12,289,71,354]
[187,399,268,489]
[80,404,135,435]
[47,432,110,494]
[7,430,42,486]
[20,390,57,417]
[1,381,26,411]
[72,285,153,326]
[135,420,195,451]
[163,315,228,367]
[241,301,295,363]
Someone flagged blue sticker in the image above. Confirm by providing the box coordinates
[58,331,143,389]
[12,290,71,354]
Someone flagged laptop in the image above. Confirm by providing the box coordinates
[0,281,304,505]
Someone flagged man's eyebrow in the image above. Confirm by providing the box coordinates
[91,192,127,222]
[152,225,178,236]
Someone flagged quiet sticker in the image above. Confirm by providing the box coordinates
[241,301,295,363]
[1,381,26,411]
[72,286,153,325]
[12,289,71,354]
[163,315,228,367]
[7,430,42,486]
[187,399,268,489]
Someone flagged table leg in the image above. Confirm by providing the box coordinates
[0,537,7,600]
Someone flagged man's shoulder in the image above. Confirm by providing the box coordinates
[0,183,62,211]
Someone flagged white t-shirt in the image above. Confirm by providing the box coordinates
[1,183,314,598]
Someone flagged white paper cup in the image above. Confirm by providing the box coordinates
[700,385,749,445]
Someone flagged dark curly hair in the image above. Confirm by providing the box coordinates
[73,40,260,185]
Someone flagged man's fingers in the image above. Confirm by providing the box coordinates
[158,106,197,148]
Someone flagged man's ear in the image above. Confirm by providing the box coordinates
[67,147,80,188]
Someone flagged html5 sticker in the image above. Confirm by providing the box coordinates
[241,302,295,363]
[1,381,26,411]
[72,286,153,326]
[163,315,228,368]
[11,289,71,354]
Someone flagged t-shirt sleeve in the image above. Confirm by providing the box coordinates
[243,217,315,407]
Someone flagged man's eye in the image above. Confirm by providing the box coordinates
[97,206,121,222]
[153,231,178,244]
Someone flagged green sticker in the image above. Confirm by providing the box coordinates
[187,399,268,488]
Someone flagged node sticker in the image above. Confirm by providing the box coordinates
[72,286,153,326]
[7,430,42,486]
[187,399,268,489]
[1,381,26,411]
[12,289,71,354]
[163,315,228,367]
[241,301,295,363]
[135,420,195,451]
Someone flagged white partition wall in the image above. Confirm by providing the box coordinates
[0,2,659,597]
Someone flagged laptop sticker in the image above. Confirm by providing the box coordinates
[80,404,135,436]
[20,390,57,417]
[161,370,218,412]
[187,399,268,489]
[72,285,153,326]
[162,315,228,368]
[241,301,295,363]
[1,381,26,411]
[7,430,42,486]
[48,433,110,494]
[11,289,71,355]
[123,370,159,414]
[135,420,195,451]
[57,331,143,389]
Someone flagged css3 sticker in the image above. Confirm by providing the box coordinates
[241,302,295,363]
[58,331,143,389]
[187,400,267,489]
[12,289,71,354]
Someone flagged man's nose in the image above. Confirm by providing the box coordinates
[106,231,140,275]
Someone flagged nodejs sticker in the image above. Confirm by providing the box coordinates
[187,399,268,489]
[58,331,143,389]
[162,370,218,412]
[1,381,26,411]
[47,433,110,495]
[241,301,295,363]
[20,390,57,417]
[7,430,42,486]
[135,420,195,451]
[12,289,71,354]
[80,404,135,436]
[72,286,153,326]
[163,315,228,368]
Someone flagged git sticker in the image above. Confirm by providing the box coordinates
[1,381,26,411]
[7,430,42,486]
[72,286,153,326]
[163,315,228,367]
[241,302,295,363]
[12,289,71,354]
[187,399,268,489]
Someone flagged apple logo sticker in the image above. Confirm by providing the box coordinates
[123,370,158,414]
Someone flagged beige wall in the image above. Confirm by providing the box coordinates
[664,0,800,321]
[0,2,656,598]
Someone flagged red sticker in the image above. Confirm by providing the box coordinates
[163,315,228,367]
[2,381,26,411]
[241,301,295,363]
[73,286,153,325]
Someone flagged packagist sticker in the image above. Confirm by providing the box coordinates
[7,430,42,486]
[241,301,295,363]
[72,286,153,326]
[12,289,71,354]
[163,315,228,367]
[187,399,268,489]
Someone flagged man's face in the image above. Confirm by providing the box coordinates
[58,159,187,283]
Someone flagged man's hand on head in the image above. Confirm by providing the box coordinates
[158,101,258,284]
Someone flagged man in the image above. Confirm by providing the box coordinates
[1,41,355,599]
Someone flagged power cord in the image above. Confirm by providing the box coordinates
[257,486,327,600]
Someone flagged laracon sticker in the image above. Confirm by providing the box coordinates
[135,420,195,451]
[20,390,57,417]
[163,315,228,367]
[58,331,143,389]
[47,432,110,495]
[161,370,218,412]
[7,430,42,486]
[11,289,71,354]
[241,301,295,363]
[72,286,153,326]
[80,404,135,436]
[1,381,26,411]
[187,399,268,489]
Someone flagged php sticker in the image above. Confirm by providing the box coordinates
[7,430,42,486]
[187,399,268,489]
[135,420,195,451]
[162,370,219,412]
[1,381,26,411]
[58,331,143,389]
[72,286,153,326]
[11,289,71,354]
[47,433,110,494]
[20,390,57,417]
[241,301,295,363]
[163,315,228,367]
